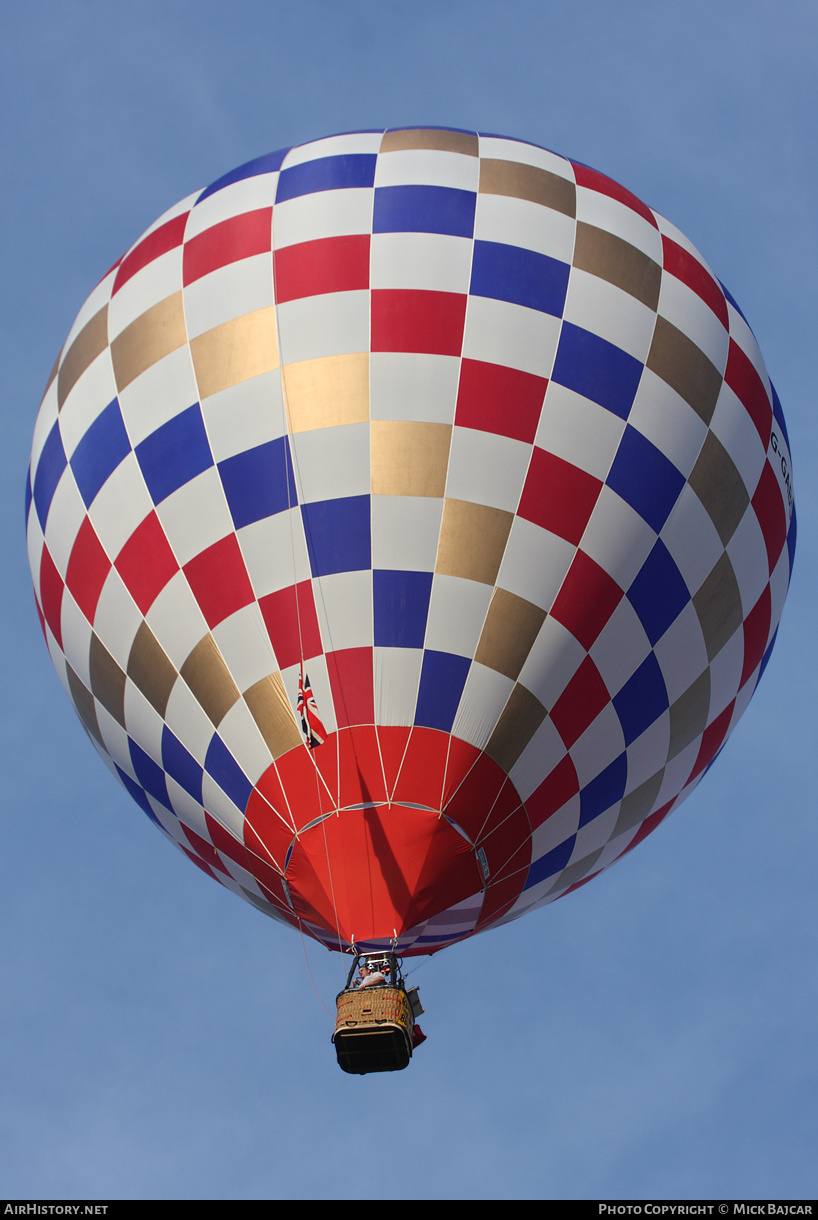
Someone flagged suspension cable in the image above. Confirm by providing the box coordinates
[271,180,345,958]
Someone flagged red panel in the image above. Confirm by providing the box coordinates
[244,786,293,874]
[560,868,604,898]
[376,725,412,798]
[620,798,674,855]
[524,754,579,830]
[518,447,602,544]
[183,207,273,285]
[751,461,787,576]
[254,759,292,822]
[245,730,531,949]
[371,289,467,356]
[259,581,322,669]
[473,879,518,931]
[65,517,111,623]
[740,584,772,689]
[550,656,610,748]
[205,811,250,869]
[473,838,530,931]
[181,845,217,879]
[441,736,484,808]
[274,234,370,303]
[309,742,340,815]
[256,881,299,926]
[326,647,373,728]
[257,751,328,832]
[551,549,623,649]
[455,359,547,443]
[285,804,481,944]
[257,758,299,823]
[485,778,526,835]
[445,760,531,922]
[572,163,658,227]
[444,752,507,838]
[115,511,179,614]
[725,338,772,446]
[243,846,295,918]
[688,700,735,784]
[661,236,728,328]
[39,545,64,648]
[477,803,531,881]
[113,213,188,294]
[286,735,405,830]
[181,824,230,876]
[336,725,387,807]
[391,726,452,809]
[183,533,255,628]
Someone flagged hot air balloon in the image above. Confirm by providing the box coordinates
[26,128,795,1070]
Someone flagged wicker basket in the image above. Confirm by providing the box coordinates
[334,986,414,1074]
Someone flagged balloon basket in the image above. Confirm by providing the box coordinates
[333,986,414,1075]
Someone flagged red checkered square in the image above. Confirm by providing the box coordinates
[523,754,579,830]
[259,581,322,670]
[688,700,735,783]
[181,823,230,875]
[183,533,255,629]
[181,846,217,879]
[39,545,64,648]
[725,338,772,446]
[550,549,623,649]
[455,358,547,443]
[115,511,179,615]
[561,867,605,897]
[205,811,250,868]
[183,207,273,285]
[550,655,610,748]
[371,289,467,356]
[573,163,657,227]
[621,799,674,855]
[517,448,603,544]
[740,585,772,689]
[65,517,112,623]
[662,236,728,328]
[326,647,373,728]
[751,461,787,576]
[274,234,370,303]
[113,213,188,295]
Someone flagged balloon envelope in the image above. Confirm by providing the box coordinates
[26,128,795,955]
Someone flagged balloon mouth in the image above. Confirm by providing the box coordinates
[281,802,484,945]
[242,724,532,952]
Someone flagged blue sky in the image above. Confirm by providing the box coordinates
[2,0,816,1201]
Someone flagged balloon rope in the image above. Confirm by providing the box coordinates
[299,925,334,1018]
[269,171,349,963]
[320,801,345,954]
[270,228,306,672]
[269,194,340,955]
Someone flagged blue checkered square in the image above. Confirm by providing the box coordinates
[218,437,296,529]
[373,569,433,648]
[135,404,214,505]
[301,495,371,577]
[552,323,643,419]
[373,185,476,238]
[470,241,569,316]
[70,398,131,508]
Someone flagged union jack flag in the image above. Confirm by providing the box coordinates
[297,666,327,748]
